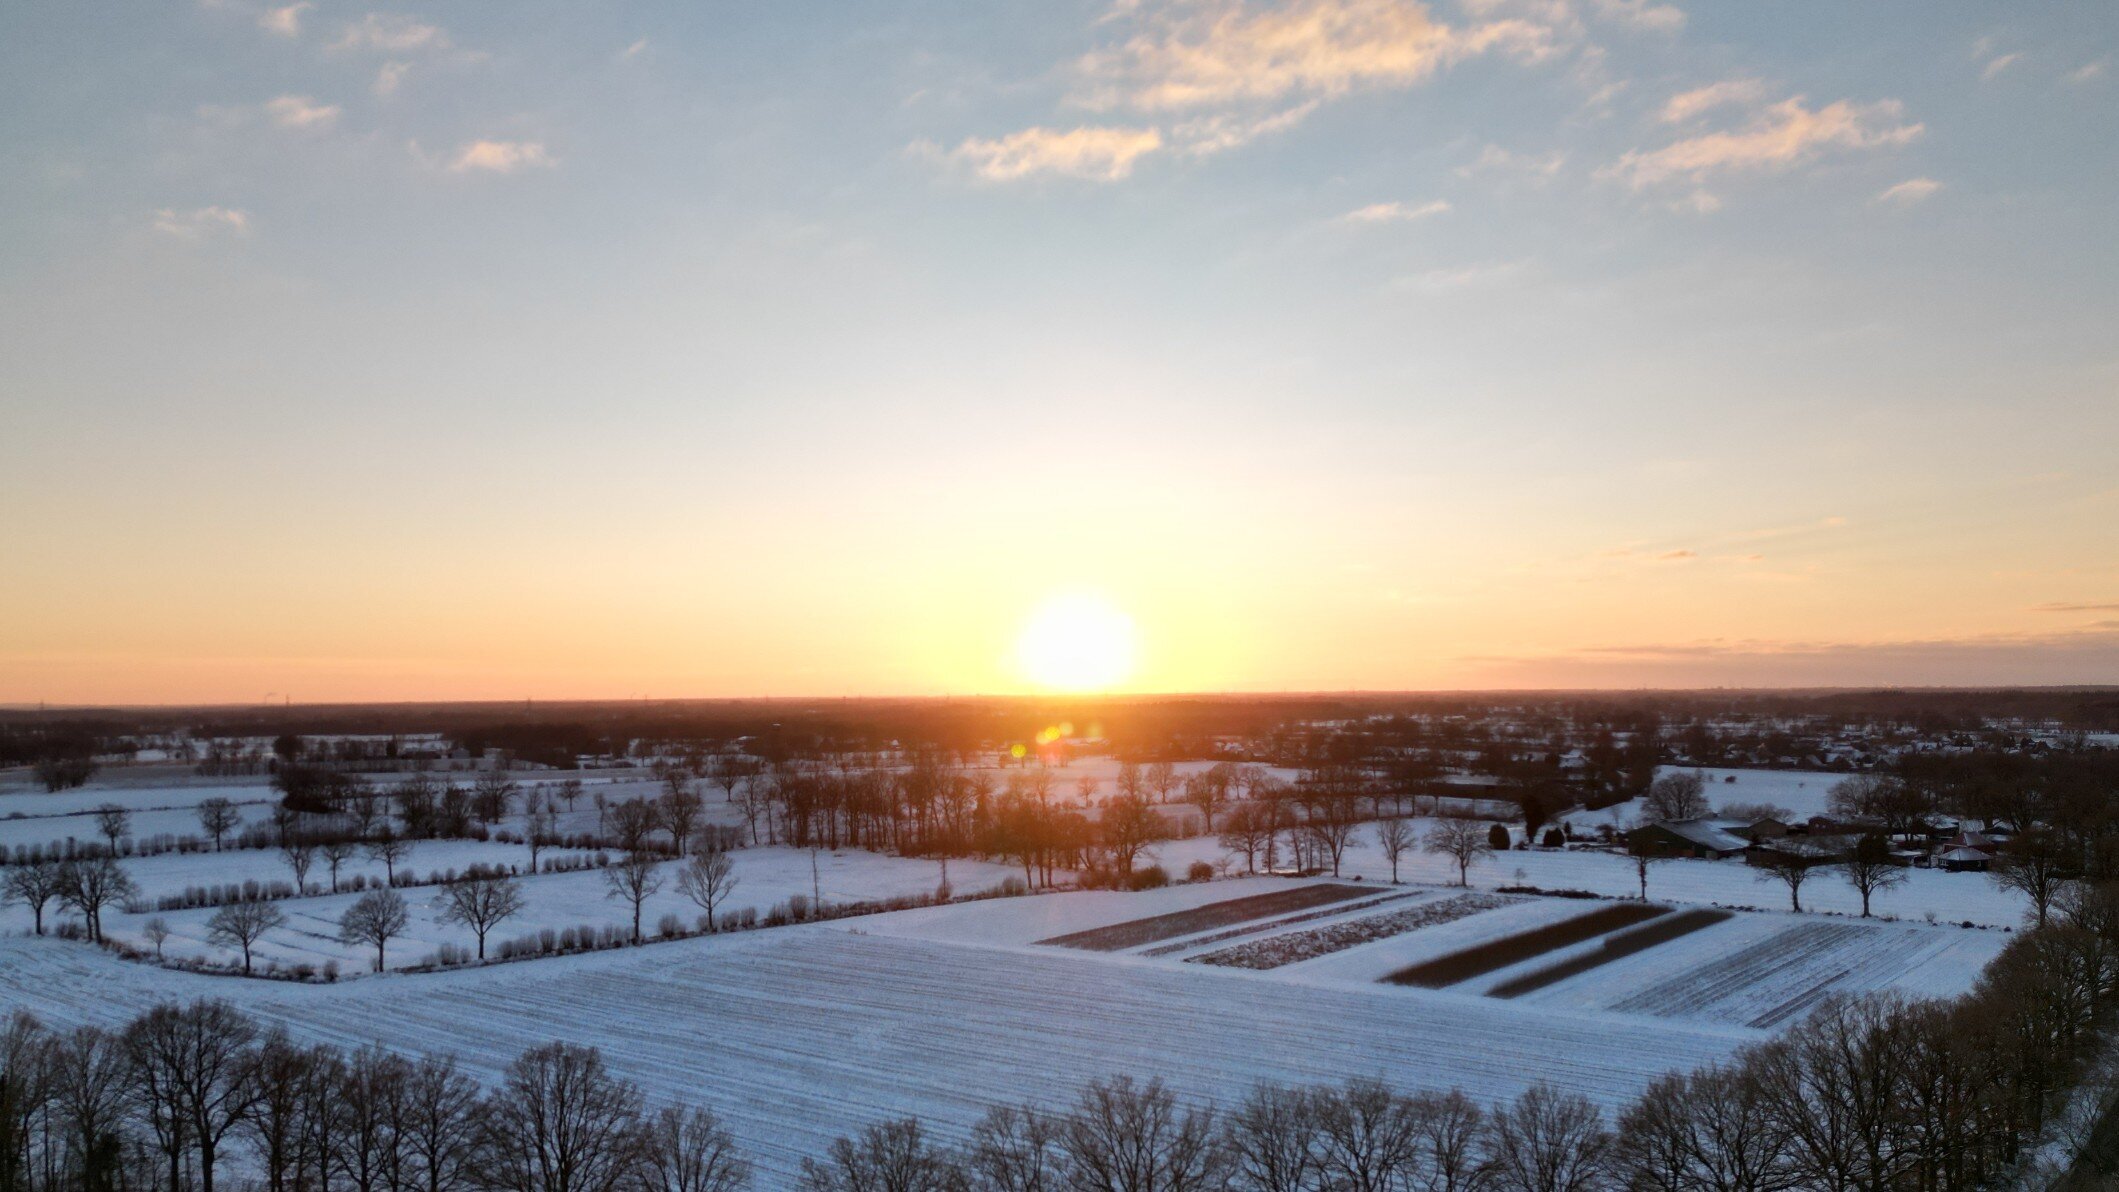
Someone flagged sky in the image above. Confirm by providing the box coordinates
[1,1,2116,704]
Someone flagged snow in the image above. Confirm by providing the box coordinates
[0,889,1750,1184]
[1566,767,1852,835]
[1151,820,2035,928]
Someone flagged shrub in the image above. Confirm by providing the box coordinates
[657,913,684,939]
[1186,860,1216,883]
[999,875,1028,897]
[1128,865,1171,891]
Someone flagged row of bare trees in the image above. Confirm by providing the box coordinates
[0,1003,746,1192]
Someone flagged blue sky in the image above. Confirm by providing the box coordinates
[1,1,2115,702]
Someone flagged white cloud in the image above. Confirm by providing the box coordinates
[259,2,311,36]
[448,140,554,173]
[1080,0,1562,111]
[1344,198,1451,222]
[265,94,340,129]
[152,206,250,239]
[374,61,411,96]
[334,13,449,53]
[939,126,1164,182]
[1875,177,1942,206]
[621,38,649,60]
[2067,57,2109,84]
[1980,51,2023,80]
[1660,78,1766,123]
[1605,95,1922,191]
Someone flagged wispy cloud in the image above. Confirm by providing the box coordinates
[334,13,449,53]
[1344,198,1452,223]
[374,61,410,96]
[1660,78,1766,123]
[1980,51,2023,81]
[934,126,1165,182]
[265,94,340,129]
[448,140,554,173]
[152,206,250,239]
[1605,94,1921,192]
[1589,0,1684,32]
[1457,143,1566,181]
[620,38,649,61]
[1170,100,1320,155]
[2066,57,2108,85]
[2033,601,2119,613]
[1657,549,1697,560]
[1875,176,1941,206]
[1395,259,1528,292]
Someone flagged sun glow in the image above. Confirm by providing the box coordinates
[1014,593,1138,692]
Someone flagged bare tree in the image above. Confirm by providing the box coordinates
[478,1043,647,1192]
[1641,771,1709,823]
[3,859,63,935]
[280,840,317,892]
[1480,1083,1611,1192]
[91,804,130,855]
[635,1106,752,1192]
[1753,844,1824,913]
[143,916,172,958]
[197,797,241,850]
[1991,825,2073,927]
[1145,762,1180,805]
[207,900,287,975]
[1838,833,1908,918]
[658,787,705,857]
[967,1103,1065,1192]
[1376,818,1415,883]
[401,1052,485,1192]
[318,838,357,893]
[1061,1075,1224,1192]
[1301,796,1363,879]
[606,854,665,944]
[435,872,527,959]
[338,889,410,971]
[1183,774,1226,835]
[123,999,260,1192]
[801,1118,965,1192]
[609,800,660,855]
[675,846,739,933]
[55,856,135,943]
[1313,1078,1427,1191]
[1217,803,1276,875]
[471,770,519,827]
[1615,1063,1793,1192]
[1425,817,1493,887]
[1222,1082,1322,1192]
[366,833,413,885]
[559,776,586,813]
[1100,795,1167,880]
[1627,839,1663,902]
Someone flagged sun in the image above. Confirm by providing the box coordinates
[1014,593,1138,692]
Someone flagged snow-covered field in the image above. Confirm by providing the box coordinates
[0,880,1753,1183]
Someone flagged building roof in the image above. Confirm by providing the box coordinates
[1647,819,1753,854]
[1941,847,1994,862]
